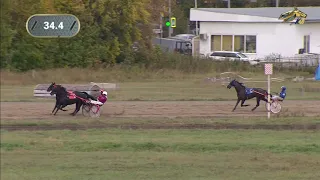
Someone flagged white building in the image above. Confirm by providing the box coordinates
[190,7,320,59]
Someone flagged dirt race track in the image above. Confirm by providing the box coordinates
[1,100,320,119]
[1,101,320,131]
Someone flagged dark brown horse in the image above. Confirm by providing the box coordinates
[227,79,270,111]
[47,83,97,115]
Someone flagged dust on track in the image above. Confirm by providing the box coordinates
[1,101,319,131]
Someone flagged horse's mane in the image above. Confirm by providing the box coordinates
[233,79,246,88]
[54,84,67,93]
[239,82,246,88]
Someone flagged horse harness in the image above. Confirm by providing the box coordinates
[245,88,268,99]
[67,91,77,99]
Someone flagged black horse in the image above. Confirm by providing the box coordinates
[48,83,97,115]
[47,82,68,113]
[227,79,270,112]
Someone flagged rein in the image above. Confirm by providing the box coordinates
[252,90,268,96]
[73,93,90,103]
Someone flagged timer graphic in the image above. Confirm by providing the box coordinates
[26,14,80,38]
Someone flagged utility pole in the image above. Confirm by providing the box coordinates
[195,0,198,36]
[168,0,172,37]
[223,0,231,8]
[160,13,163,44]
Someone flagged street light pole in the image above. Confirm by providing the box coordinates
[168,0,172,37]
[195,0,198,36]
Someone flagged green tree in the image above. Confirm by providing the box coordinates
[0,0,160,71]
[0,0,16,68]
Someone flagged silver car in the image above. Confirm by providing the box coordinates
[207,51,259,65]
[173,34,196,41]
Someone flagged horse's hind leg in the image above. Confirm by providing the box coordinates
[71,102,81,116]
[261,97,268,103]
[60,104,68,111]
[252,98,261,111]
[241,100,250,107]
[74,102,82,115]
[75,102,83,114]
[70,105,77,115]
[232,99,241,112]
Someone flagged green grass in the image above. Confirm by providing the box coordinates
[1,128,320,180]
[1,67,319,179]
[1,80,320,102]
[1,67,319,102]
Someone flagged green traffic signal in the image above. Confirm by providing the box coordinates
[165,21,171,27]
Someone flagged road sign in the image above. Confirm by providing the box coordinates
[264,64,273,75]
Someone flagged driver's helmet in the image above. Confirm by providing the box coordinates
[281,86,286,90]
[102,91,108,96]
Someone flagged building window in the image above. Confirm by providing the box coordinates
[245,35,256,53]
[211,35,256,53]
[234,35,245,52]
[304,35,310,53]
[222,35,232,51]
[211,35,221,51]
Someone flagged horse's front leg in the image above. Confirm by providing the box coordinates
[52,101,57,114]
[252,97,261,111]
[53,104,61,115]
[232,99,241,112]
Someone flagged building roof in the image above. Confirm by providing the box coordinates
[194,7,320,21]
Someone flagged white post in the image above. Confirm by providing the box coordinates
[265,64,273,119]
[267,75,271,119]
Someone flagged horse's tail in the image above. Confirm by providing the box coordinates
[81,92,97,101]
[75,91,97,101]
[86,93,97,101]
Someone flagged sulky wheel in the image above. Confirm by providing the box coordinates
[89,105,101,118]
[82,104,91,117]
[270,101,282,114]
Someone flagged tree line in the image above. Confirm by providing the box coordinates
[1,0,319,71]
[1,0,153,71]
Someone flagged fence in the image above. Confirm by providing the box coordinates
[204,72,285,86]
[262,53,320,67]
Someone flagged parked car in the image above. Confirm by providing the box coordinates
[206,51,260,65]
[172,34,196,41]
